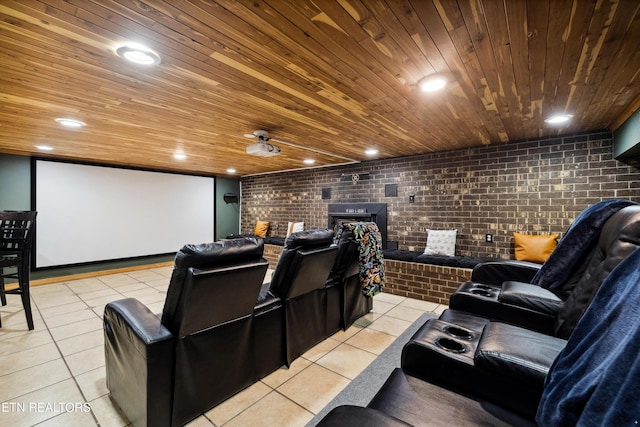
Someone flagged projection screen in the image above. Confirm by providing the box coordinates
[35,160,215,268]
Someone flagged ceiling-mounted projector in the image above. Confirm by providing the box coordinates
[244,130,281,157]
[246,140,281,157]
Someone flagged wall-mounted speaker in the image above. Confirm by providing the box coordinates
[223,192,239,204]
[385,184,398,197]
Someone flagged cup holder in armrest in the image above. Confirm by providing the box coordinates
[469,288,493,297]
[443,325,473,341]
[435,337,467,354]
[474,284,493,290]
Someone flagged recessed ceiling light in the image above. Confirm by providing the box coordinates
[35,145,54,151]
[116,43,161,66]
[418,74,448,92]
[55,118,86,128]
[303,159,315,165]
[227,168,236,174]
[173,152,187,160]
[544,114,573,124]
[365,148,379,156]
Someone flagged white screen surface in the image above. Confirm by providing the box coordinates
[35,160,214,268]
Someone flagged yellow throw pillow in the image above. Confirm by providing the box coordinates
[513,232,559,263]
[254,220,269,238]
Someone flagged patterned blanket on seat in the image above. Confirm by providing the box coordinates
[335,222,385,297]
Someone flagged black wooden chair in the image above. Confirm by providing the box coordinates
[0,211,37,330]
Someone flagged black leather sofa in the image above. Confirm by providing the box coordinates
[104,229,376,426]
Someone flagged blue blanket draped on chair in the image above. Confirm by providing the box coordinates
[335,222,385,297]
[531,199,638,290]
[536,246,640,426]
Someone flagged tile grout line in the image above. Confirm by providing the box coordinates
[3,282,103,426]
[43,281,105,427]
[217,297,411,426]
[30,274,143,426]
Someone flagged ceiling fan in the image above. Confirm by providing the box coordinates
[243,129,360,163]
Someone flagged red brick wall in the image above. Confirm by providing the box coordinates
[242,131,640,259]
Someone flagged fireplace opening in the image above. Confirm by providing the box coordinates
[328,203,388,248]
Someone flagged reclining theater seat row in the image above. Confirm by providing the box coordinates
[318,200,640,426]
[401,201,640,418]
[104,237,270,427]
[104,226,375,427]
[255,225,375,371]
[449,199,640,335]
[255,229,338,368]
[320,247,640,426]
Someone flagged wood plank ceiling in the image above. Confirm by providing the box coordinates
[1,0,639,176]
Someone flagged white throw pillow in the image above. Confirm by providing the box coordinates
[286,221,304,237]
[424,229,457,256]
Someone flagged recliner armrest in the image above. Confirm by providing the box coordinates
[104,298,173,350]
[471,260,542,286]
[449,283,557,334]
[475,322,566,388]
[104,298,175,427]
[499,281,563,315]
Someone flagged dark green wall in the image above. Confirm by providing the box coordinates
[0,154,31,210]
[215,177,240,239]
[614,108,640,159]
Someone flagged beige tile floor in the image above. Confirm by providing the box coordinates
[0,267,447,427]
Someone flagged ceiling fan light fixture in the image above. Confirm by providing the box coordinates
[419,74,448,92]
[116,43,161,65]
[545,114,573,125]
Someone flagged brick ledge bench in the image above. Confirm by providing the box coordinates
[381,250,498,304]
[263,244,499,305]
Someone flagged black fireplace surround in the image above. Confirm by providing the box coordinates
[328,203,388,249]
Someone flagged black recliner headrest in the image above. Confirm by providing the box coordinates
[268,229,336,298]
[162,237,266,335]
[174,237,264,270]
[284,229,334,249]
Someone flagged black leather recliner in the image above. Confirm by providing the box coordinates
[324,226,359,334]
[104,237,269,427]
[398,203,640,417]
[255,229,338,369]
[448,202,640,335]
[330,224,375,330]
[318,245,640,426]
